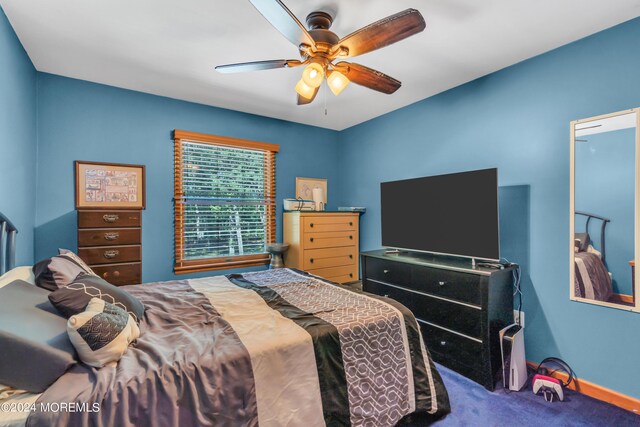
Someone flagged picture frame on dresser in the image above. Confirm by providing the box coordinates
[75,161,146,210]
[295,177,327,203]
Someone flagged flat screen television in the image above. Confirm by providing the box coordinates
[381,168,499,261]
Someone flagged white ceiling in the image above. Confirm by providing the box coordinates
[3,0,640,130]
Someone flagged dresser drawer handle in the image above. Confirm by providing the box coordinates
[310,258,314,264]
[438,281,447,286]
[349,222,353,226]
[310,223,314,228]
[102,214,119,223]
[440,341,447,346]
[349,273,353,278]
[310,237,314,242]
[349,235,353,240]
[104,232,120,241]
[349,254,353,259]
[104,250,120,259]
[102,270,121,279]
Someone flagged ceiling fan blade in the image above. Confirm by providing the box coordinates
[333,9,425,59]
[215,59,302,73]
[249,0,316,50]
[297,86,319,105]
[335,62,401,94]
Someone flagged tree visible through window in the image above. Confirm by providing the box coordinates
[174,130,278,273]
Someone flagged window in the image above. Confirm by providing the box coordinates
[174,130,278,273]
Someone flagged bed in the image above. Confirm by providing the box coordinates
[0,213,450,427]
[574,211,613,302]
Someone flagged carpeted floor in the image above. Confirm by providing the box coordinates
[433,363,639,426]
[343,281,638,425]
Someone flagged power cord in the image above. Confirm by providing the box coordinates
[501,258,522,326]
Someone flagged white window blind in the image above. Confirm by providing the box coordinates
[174,131,278,273]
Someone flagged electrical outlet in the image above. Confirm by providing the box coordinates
[513,310,525,328]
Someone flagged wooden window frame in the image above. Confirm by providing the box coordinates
[173,130,279,274]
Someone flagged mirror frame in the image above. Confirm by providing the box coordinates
[570,108,640,312]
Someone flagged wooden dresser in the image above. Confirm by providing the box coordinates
[77,210,142,286]
[283,212,359,284]
[361,250,514,390]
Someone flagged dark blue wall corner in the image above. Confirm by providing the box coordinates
[0,6,37,266]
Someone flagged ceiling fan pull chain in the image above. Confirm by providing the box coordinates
[324,80,328,116]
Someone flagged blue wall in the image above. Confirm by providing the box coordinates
[6,5,640,399]
[0,7,37,266]
[575,129,635,295]
[35,74,340,282]
[337,18,640,398]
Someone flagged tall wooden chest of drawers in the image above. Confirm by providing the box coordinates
[283,212,359,284]
[77,210,142,286]
[361,250,515,390]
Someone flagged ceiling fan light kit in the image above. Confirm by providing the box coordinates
[301,62,325,88]
[216,0,426,105]
[295,78,316,99]
[327,70,350,96]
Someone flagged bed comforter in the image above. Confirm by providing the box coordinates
[574,252,612,302]
[27,268,450,427]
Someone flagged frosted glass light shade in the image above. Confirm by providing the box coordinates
[327,70,350,96]
[295,79,315,99]
[302,63,325,88]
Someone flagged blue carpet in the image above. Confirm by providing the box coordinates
[433,364,639,426]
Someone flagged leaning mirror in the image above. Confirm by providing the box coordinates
[570,108,639,311]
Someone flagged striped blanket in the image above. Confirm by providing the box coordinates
[28,269,450,427]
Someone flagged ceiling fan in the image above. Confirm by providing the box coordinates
[215,0,426,105]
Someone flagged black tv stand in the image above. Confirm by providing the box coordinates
[361,249,515,390]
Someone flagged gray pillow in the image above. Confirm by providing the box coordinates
[0,280,77,393]
[49,273,145,323]
[574,233,591,252]
[33,249,98,291]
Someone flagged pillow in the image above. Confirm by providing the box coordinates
[49,273,144,323]
[0,280,76,393]
[33,249,97,291]
[67,298,140,368]
[0,266,35,289]
[574,233,591,252]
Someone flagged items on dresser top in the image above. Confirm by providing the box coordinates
[77,209,142,286]
[337,206,366,213]
[0,280,77,393]
[283,198,315,211]
[361,250,515,390]
[283,211,359,284]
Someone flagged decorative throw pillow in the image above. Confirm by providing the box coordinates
[67,298,140,368]
[33,249,98,291]
[49,273,144,323]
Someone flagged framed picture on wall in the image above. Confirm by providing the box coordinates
[75,161,146,209]
[296,177,327,203]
